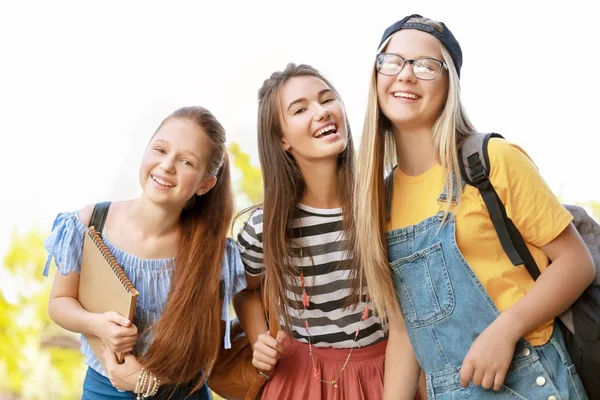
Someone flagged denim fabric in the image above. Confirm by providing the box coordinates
[386,188,588,399]
[82,367,212,400]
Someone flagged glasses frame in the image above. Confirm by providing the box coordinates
[376,53,447,81]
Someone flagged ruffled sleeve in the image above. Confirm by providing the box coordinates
[43,211,87,277]
[220,237,247,349]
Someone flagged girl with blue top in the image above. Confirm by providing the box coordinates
[43,106,246,399]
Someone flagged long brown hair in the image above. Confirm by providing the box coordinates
[141,106,233,393]
[256,63,359,329]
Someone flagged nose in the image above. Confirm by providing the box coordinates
[396,61,417,83]
[315,104,332,121]
[159,156,176,173]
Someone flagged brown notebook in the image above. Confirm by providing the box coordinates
[79,226,138,369]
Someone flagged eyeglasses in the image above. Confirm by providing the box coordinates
[376,53,446,81]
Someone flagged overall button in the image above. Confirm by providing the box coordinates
[520,347,531,357]
[536,376,546,386]
[547,396,557,400]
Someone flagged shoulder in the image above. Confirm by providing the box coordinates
[240,207,264,235]
[247,207,264,225]
[77,204,96,227]
[487,137,536,171]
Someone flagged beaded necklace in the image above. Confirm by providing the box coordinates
[298,227,370,388]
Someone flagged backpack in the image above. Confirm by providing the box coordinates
[460,133,600,398]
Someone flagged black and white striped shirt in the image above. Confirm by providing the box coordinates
[237,204,385,348]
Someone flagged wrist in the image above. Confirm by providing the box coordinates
[495,310,526,342]
[87,312,103,337]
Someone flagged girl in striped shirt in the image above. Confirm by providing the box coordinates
[234,63,392,400]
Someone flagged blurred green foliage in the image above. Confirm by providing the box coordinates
[0,229,84,399]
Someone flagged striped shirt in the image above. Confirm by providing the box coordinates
[43,211,246,377]
[237,204,385,348]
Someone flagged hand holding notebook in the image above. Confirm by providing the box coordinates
[93,310,138,353]
[78,221,139,370]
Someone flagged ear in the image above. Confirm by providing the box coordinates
[196,175,217,196]
[280,137,291,152]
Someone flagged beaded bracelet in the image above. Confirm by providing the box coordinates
[135,369,148,400]
[133,369,161,398]
[144,374,160,397]
[134,368,145,394]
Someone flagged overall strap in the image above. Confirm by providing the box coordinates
[89,201,112,233]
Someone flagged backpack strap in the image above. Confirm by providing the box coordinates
[89,201,112,234]
[384,166,397,223]
[459,133,542,280]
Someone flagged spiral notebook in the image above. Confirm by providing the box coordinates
[79,226,138,369]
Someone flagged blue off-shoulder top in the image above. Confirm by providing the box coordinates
[43,211,247,377]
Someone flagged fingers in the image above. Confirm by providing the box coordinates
[252,358,275,371]
[106,332,138,353]
[254,339,281,360]
[459,361,474,388]
[105,311,131,327]
[460,364,507,392]
[110,323,138,339]
[257,332,284,354]
[275,330,287,344]
[112,342,136,354]
[481,372,495,390]
[492,370,507,391]
[471,368,484,387]
[252,332,286,371]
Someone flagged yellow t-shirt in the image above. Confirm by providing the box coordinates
[387,138,573,345]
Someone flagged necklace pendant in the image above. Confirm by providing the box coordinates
[332,380,337,388]
[312,367,320,380]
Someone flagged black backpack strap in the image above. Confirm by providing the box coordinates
[459,133,542,280]
[89,201,112,234]
[384,166,397,223]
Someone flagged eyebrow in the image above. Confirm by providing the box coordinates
[286,88,333,112]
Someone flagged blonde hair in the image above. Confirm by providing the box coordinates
[354,16,476,321]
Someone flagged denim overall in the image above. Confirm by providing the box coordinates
[386,185,588,399]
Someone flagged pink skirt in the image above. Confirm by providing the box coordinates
[261,338,387,400]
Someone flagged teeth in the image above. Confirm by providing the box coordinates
[393,92,418,99]
[314,125,336,138]
[152,176,174,187]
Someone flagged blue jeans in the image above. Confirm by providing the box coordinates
[82,367,212,399]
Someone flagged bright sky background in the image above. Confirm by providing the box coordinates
[1,0,599,267]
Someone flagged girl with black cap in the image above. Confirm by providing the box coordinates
[355,14,593,399]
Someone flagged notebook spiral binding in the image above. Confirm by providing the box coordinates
[87,226,139,296]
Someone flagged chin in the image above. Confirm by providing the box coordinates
[329,142,348,158]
